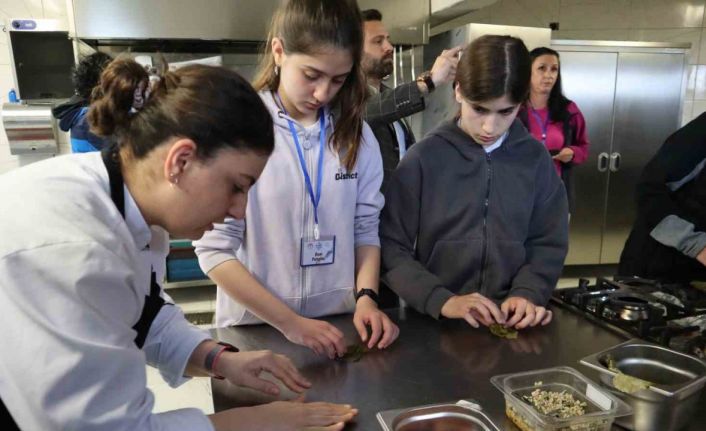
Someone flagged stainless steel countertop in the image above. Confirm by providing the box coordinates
[210,307,706,430]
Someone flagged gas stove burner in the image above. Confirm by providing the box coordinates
[552,277,706,359]
[686,337,706,359]
[603,295,654,322]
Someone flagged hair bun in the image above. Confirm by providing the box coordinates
[88,58,149,137]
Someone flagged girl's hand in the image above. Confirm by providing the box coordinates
[353,296,400,349]
[501,297,553,329]
[216,350,311,396]
[282,316,347,359]
[440,293,506,328]
[210,400,358,431]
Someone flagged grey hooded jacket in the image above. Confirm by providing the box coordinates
[380,119,568,318]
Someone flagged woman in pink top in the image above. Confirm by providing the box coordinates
[519,47,590,211]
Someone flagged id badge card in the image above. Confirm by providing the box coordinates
[300,235,336,267]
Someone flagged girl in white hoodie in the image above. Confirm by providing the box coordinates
[194,0,399,359]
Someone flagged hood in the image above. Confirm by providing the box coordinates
[51,95,87,132]
[428,118,534,161]
[73,0,278,41]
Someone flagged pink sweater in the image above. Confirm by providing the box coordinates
[524,101,590,176]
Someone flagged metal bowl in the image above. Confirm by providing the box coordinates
[580,339,706,431]
[377,401,501,431]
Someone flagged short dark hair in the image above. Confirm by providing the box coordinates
[89,58,274,161]
[456,35,531,105]
[73,52,113,100]
[361,8,382,22]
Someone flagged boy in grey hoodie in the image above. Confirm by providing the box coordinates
[381,35,568,330]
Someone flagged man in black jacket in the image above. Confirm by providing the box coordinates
[361,9,461,192]
[619,112,706,282]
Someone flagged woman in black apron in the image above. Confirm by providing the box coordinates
[0,58,356,430]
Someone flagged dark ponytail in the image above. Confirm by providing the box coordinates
[89,57,274,160]
[529,47,571,122]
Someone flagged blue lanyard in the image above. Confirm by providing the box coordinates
[529,106,550,144]
[279,97,326,240]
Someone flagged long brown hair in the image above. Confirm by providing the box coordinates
[253,0,367,171]
[456,35,531,105]
[89,57,274,161]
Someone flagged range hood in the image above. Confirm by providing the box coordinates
[73,0,434,45]
[72,0,280,41]
[72,0,498,46]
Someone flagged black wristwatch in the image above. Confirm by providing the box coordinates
[355,288,379,305]
[417,71,435,93]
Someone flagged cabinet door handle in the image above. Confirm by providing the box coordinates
[597,152,609,172]
[609,152,621,172]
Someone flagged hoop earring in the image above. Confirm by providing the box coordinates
[169,173,179,185]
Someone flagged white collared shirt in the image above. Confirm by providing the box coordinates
[483,131,508,153]
[0,153,213,431]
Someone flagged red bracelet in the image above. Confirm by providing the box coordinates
[205,341,239,380]
[211,346,229,380]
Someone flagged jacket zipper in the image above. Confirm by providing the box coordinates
[479,152,492,294]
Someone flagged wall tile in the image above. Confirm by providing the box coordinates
[629,28,702,64]
[23,0,44,18]
[682,100,694,125]
[0,65,14,103]
[0,0,37,18]
[684,64,698,99]
[695,64,706,99]
[559,0,631,30]
[0,40,9,65]
[698,28,706,63]
[42,0,67,18]
[692,99,706,115]
[630,0,705,29]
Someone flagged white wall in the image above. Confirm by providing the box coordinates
[0,0,71,176]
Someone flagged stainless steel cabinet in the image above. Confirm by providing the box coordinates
[554,42,688,264]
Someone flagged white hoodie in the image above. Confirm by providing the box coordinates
[194,91,384,326]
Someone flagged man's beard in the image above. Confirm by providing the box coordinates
[364,55,394,80]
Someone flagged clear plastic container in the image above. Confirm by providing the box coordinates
[490,366,632,431]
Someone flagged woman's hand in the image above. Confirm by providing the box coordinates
[353,296,400,349]
[552,147,574,163]
[210,400,358,431]
[216,350,311,396]
[440,293,506,328]
[501,296,552,329]
[281,316,347,359]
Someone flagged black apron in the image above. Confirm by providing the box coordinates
[102,147,167,349]
[0,149,167,429]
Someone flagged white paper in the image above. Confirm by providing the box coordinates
[586,384,612,411]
